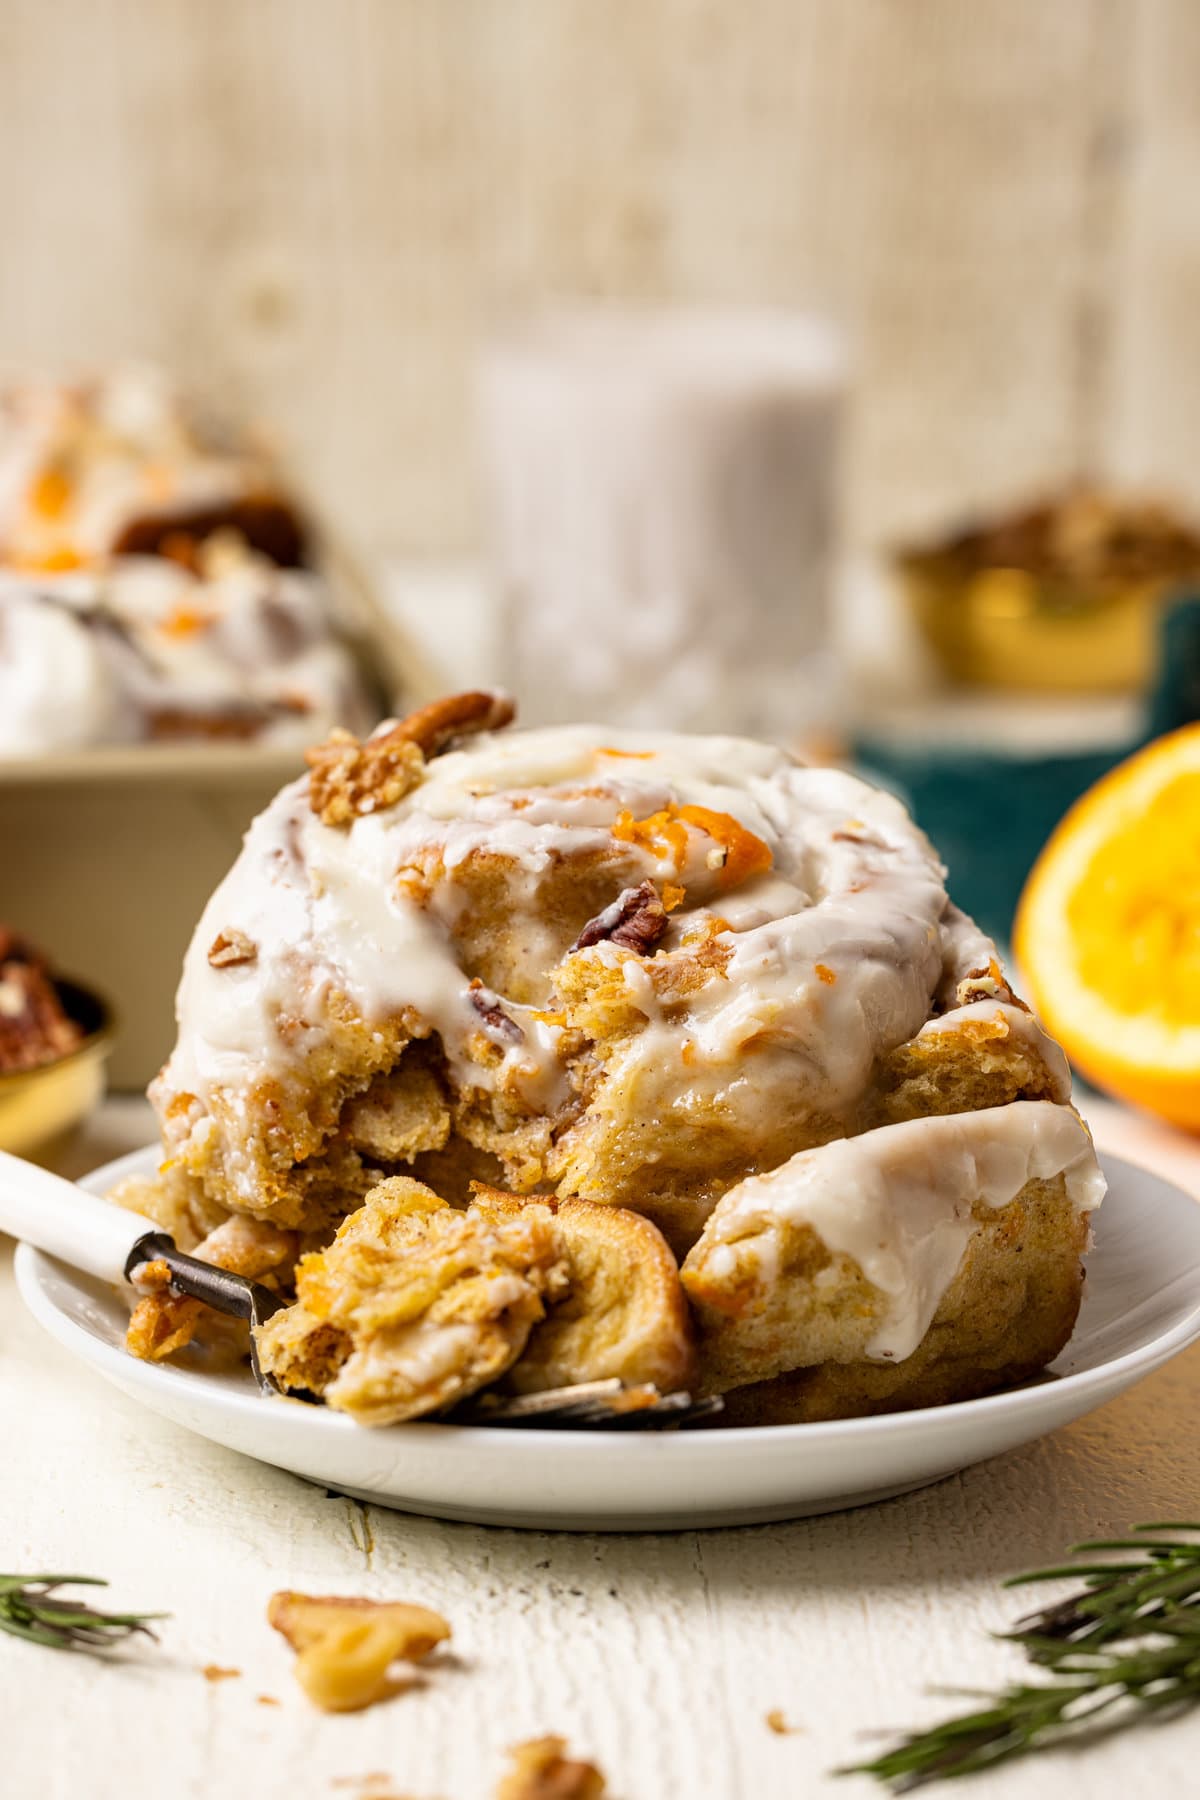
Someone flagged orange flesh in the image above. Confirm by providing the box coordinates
[1015,724,1200,1130]
[1066,770,1200,1023]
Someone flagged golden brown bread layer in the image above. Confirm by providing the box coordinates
[472,1189,696,1396]
[690,1173,1087,1417]
[255,1177,568,1425]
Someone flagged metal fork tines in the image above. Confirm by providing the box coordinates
[125,1229,287,1395]
[456,1378,724,1431]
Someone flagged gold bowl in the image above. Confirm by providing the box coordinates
[898,555,1177,694]
[0,980,114,1157]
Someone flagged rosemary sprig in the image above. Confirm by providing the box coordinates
[0,1573,165,1652]
[844,1523,1200,1790]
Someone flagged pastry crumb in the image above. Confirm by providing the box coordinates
[495,1736,606,1799]
[331,1778,428,1800]
[765,1708,801,1734]
[256,1693,280,1707]
[201,1663,241,1682]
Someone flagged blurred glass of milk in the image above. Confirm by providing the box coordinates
[479,306,846,738]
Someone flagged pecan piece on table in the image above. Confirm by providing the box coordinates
[496,1736,606,1800]
[571,881,668,956]
[267,1591,451,1713]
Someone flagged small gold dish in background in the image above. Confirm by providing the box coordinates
[0,980,114,1157]
[897,488,1200,694]
[897,557,1173,693]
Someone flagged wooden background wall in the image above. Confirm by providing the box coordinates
[2,0,1197,558]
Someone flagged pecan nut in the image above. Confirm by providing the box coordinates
[306,728,425,825]
[381,689,515,758]
[207,928,258,968]
[955,960,1024,1010]
[571,882,668,956]
[469,982,524,1042]
[496,1736,606,1800]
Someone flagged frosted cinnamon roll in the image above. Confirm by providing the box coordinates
[0,364,306,572]
[132,692,1102,1418]
[0,366,384,753]
[0,551,376,754]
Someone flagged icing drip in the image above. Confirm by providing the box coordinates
[685,1100,1105,1362]
[156,720,1074,1223]
[165,731,933,1082]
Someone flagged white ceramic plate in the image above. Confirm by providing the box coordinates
[15,1146,1200,1531]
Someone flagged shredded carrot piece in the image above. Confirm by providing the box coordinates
[142,461,176,503]
[677,805,773,887]
[29,466,72,519]
[161,603,212,638]
[661,882,686,912]
[815,963,837,986]
[612,808,692,867]
[613,805,772,889]
[15,545,83,571]
[596,746,655,759]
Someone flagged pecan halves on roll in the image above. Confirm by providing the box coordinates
[469,981,524,1042]
[306,728,426,825]
[380,689,516,758]
[571,881,668,955]
[306,691,515,824]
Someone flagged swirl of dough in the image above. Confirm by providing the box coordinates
[151,705,1065,1240]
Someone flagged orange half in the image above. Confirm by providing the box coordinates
[1015,723,1200,1129]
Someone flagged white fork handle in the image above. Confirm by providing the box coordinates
[0,1148,157,1286]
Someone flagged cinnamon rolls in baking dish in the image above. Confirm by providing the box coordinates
[0,366,377,752]
[120,692,1104,1425]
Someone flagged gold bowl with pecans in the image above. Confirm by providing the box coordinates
[897,488,1200,693]
[0,979,114,1156]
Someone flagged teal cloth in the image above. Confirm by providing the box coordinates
[851,594,1200,945]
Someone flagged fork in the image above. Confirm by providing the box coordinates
[0,1151,725,1429]
[0,1149,286,1392]
[455,1379,724,1430]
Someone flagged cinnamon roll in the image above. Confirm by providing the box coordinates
[128,693,1103,1421]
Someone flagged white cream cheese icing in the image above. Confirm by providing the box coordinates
[684,1100,1104,1362]
[0,557,374,754]
[916,1000,1072,1101]
[156,719,1045,1214]
[164,716,957,1123]
[0,364,282,566]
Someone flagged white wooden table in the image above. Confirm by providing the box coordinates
[6,1095,1200,1800]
